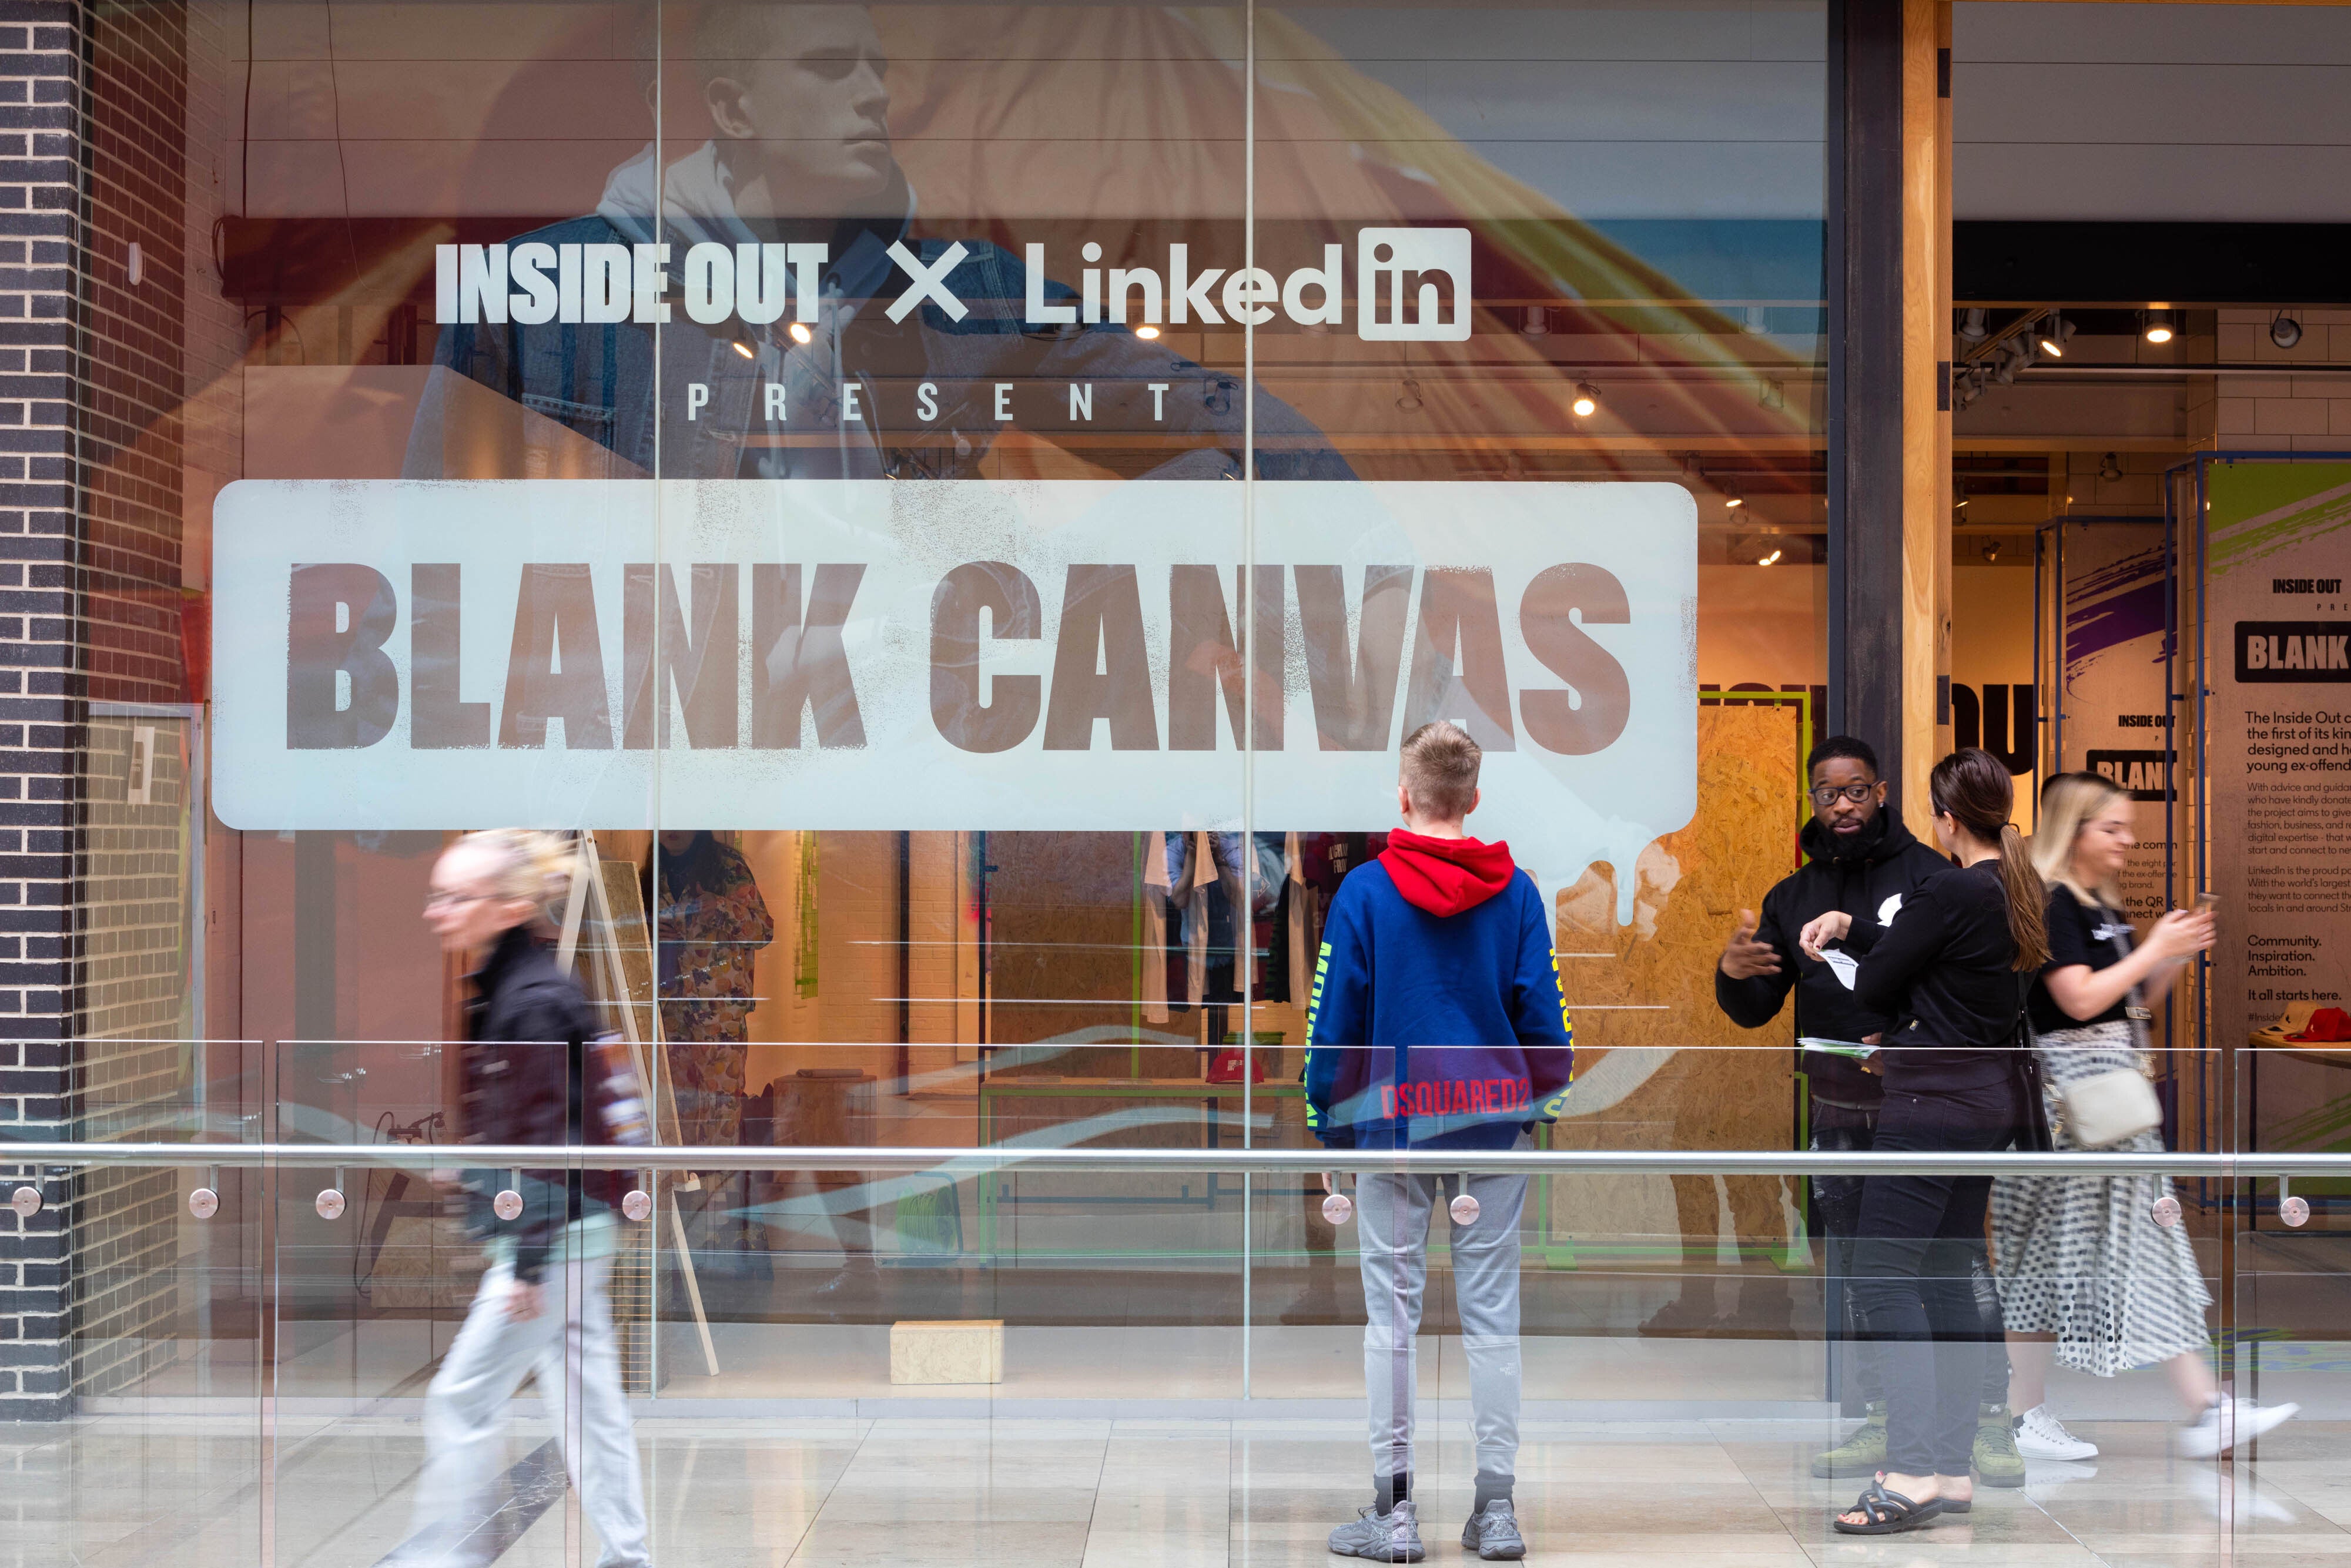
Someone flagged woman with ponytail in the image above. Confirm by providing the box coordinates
[1798,749,2042,1535]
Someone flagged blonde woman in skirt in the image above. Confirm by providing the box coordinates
[1993,773,2294,1460]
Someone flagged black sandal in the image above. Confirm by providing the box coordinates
[1881,1473,1972,1514]
[1832,1481,1945,1535]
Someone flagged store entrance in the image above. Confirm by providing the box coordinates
[1946,1,2351,1440]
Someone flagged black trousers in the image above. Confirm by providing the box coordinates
[1848,1077,2022,1477]
[1816,1110,2011,1412]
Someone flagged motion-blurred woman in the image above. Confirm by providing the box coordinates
[1996,771,2293,1462]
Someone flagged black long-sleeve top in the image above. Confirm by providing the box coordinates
[1844,859,2023,1093]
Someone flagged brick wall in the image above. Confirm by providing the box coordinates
[66,0,192,1409]
[0,0,88,1422]
[0,0,196,1419]
[2193,309,2351,453]
[78,0,183,709]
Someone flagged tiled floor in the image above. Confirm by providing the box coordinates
[135,1316,2351,1425]
[1,1410,2340,1568]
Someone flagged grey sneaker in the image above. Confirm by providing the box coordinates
[1460,1498,1526,1560]
[1328,1499,1425,1562]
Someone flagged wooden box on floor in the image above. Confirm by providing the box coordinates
[890,1319,1004,1384]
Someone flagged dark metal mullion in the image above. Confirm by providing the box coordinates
[1830,0,1906,780]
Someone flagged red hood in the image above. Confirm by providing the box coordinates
[1379,830,1516,916]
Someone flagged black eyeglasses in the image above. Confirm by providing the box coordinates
[1809,783,1876,806]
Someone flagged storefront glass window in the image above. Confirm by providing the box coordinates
[183,0,1827,1376]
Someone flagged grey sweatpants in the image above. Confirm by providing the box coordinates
[397,1255,649,1568]
[1357,1167,1527,1484]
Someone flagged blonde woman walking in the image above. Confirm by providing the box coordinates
[1994,773,2292,1462]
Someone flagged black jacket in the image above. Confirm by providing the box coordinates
[461,924,610,1283]
[1713,810,1951,1110]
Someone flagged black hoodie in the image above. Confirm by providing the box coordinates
[1713,809,1952,1110]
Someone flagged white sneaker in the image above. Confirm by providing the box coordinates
[2012,1404,2099,1460]
[2178,1397,2299,1459]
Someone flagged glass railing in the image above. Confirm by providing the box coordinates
[8,1070,2329,1567]
[2232,1042,2349,1547]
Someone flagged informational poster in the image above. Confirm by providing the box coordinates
[2205,463,2351,1063]
[213,480,1697,913]
[2058,521,2173,923]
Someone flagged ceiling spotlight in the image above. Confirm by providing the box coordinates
[1958,307,1990,343]
[1743,304,1770,335]
[1522,305,1551,337]
[1981,538,2003,563]
[1757,377,1786,411]
[787,320,814,346]
[2098,452,2124,482]
[1570,382,1599,418]
[729,334,756,360]
[1134,324,1161,340]
[1396,378,1424,413]
[1757,547,1783,566]
[2037,313,2075,359]
[1722,477,1744,510]
[2272,311,2303,350]
[2143,309,2176,344]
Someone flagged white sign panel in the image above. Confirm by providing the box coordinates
[214,480,1697,905]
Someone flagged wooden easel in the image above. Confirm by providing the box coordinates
[554,832,721,1378]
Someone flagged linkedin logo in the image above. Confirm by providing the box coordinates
[1357,227,1472,341]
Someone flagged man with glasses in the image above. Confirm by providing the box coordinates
[1710,736,2023,1487]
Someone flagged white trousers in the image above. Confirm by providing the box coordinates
[400,1254,649,1568]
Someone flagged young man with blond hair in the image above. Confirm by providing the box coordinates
[1306,721,1575,1563]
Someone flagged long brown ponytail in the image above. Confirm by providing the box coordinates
[1930,747,2048,971]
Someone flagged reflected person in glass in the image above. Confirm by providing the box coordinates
[406,4,1348,484]
[1800,750,2042,1535]
[397,830,649,1568]
[1995,771,2292,1460]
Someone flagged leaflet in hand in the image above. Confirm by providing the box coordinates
[1819,947,1859,991]
[1800,1036,1879,1059]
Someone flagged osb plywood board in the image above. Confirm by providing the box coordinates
[1552,704,1802,1156]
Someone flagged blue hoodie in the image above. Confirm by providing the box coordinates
[1303,832,1575,1151]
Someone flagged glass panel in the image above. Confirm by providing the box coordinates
[0,1141,2263,1566]
[2239,1044,2346,1561]
[1243,0,1832,1175]
[273,1047,617,1564]
[0,1157,262,1560]
[1992,1047,2223,1563]
[1237,18,1876,1449]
